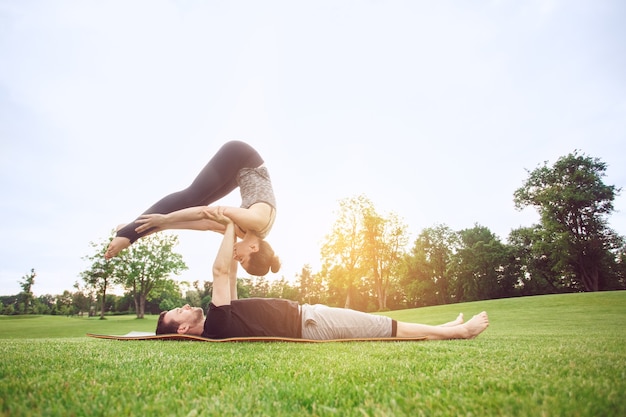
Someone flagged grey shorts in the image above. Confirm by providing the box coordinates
[300,304,394,340]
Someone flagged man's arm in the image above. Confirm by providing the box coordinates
[229,258,238,301]
[211,220,236,307]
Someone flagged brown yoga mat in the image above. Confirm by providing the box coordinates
[87,332,426,343]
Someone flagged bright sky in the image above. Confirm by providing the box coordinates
[1,0,625,297]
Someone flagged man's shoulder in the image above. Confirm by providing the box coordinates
[208,302,230,310]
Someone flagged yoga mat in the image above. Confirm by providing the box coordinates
[87,332,426,343]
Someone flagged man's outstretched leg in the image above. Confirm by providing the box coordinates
[439,313,464,327]
[397,311,489,340]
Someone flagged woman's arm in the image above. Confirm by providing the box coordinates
[135,214,226,234]
[135,204,268,237]
[134,207,214,232]
[205,203,272,234]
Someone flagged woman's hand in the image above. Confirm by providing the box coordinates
[135,214,167,233]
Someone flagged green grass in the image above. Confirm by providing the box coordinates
[0,314,157,339]
[0,292,624,416]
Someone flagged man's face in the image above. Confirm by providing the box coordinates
[164,304,204,331]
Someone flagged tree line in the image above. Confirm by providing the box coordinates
[2,151,624,317]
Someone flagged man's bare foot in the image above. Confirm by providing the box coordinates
[460,311,489,339]
[440,313,464,327]
[105,237,131,259]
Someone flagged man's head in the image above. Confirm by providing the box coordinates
[156,304,205,335]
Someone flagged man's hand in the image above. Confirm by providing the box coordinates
[211,214,236,307]
[135,214,167,233]
[203,206,232,225]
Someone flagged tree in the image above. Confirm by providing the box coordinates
[402,225,458,306]
[246,275,271,298]
[508,225,568,294]
[3,303,15,315]
[116,233,187,318]
[613,244,626,289]
[81,234,121,319]
[35,294,54,314]
[514,151,624,291]
[55,291,73,316]
[72,283,93,316]
[17,269,36,314]
[320,195,371,308]
[452,225,516,301]
[362,209,408,310]
[320,195,409,311]
[296,264,325,305]
[267,277,300,301]
[148,278,185,314]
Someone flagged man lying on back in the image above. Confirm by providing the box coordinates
[156,212,489,341]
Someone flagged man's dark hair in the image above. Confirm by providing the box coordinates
[246,240,281,276]
[156,311,180,335]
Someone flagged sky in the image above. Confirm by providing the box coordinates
[1,0,625,297]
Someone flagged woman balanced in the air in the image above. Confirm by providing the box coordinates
[105,140,280,276]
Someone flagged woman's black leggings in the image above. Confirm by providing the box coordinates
[116,141,264,243]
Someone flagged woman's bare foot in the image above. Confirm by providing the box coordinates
[460,311,489,339]
[105,236,131,259]
[440,313,464,327]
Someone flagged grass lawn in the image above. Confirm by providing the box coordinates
[0,291,624,416]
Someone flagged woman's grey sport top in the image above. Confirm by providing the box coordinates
[237,166,277,238]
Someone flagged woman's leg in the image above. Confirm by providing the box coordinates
[113,141,263,244]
